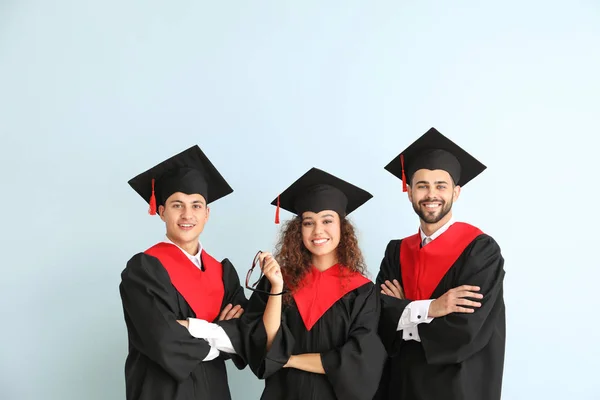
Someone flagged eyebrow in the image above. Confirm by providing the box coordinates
[414,180,449,185]
[169,199,206,206]
[302,214,335,221]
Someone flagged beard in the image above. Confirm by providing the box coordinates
[412,197,453,224]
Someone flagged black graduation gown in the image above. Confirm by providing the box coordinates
[240,277,387,400]
[119,252,248,400]
[375,234,506,400]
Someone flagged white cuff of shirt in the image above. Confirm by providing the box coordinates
[202,345,220,362]
[396,300,435,331]
[187,318,237,355]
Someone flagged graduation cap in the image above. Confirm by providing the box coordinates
[270,167,372,223]
[384,127,486,192]
[128,145,233,215]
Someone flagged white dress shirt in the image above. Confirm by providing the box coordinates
[162,237,237,360]
[396,217,455,342]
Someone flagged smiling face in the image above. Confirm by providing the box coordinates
[408,169,460,226]
[300,210,341,261]
[158,192,209,253]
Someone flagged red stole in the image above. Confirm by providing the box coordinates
[145,242,224,322]
[400,222,483,300]
[292,264,370,330]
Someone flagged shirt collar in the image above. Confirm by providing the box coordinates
[420,216,455,243]
[163,236,203,264]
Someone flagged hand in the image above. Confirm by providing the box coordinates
[259,251,284,291]
[281,354,325,374]
[380,279,405,299]
[428,285,483,318]
[176,319,189,328]
[218,303,244,321]
[283,355,294,368]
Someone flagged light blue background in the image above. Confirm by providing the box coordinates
[1,1,598,399]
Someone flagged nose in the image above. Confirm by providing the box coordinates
[426,186,438,198]
[181,205,192,219]
[314,220,325,234]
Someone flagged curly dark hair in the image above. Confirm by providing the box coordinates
[274,215,368,303]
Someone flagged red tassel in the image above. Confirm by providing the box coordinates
[148,178,157,215]
[400,154,407,192]
[275,195,280,224]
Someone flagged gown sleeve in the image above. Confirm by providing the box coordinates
[320,283,388,400]
[119,253,212,382]
[418,235,505,365]
[219,258,249,310]
[238,277,295,379]
[214,258,249,370]
[375,240,412,355]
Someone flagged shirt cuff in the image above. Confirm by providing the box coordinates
[187,318,213,338]
[202,345,220,361]
[402,325,420,341]
[187,318,236,354]
[396,300,435,331]
[408,299,434,324]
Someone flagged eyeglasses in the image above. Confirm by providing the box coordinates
[245,250,287,296]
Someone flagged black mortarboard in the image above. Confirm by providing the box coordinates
[270,167,372,223]
[384,127,486,192]
[128,145,233,215]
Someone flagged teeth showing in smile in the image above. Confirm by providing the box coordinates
[312,239,329,245]
[424,204,440,209]
[179,224,194,228]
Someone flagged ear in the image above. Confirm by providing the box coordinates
[205,206,210,222]
[453,185,461,201]
[158,205,166,222]
[407,184,413,203]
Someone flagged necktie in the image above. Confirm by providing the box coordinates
[422,236,432,247]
